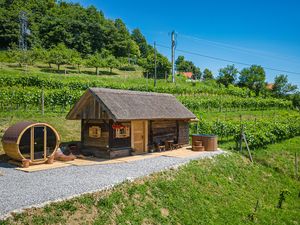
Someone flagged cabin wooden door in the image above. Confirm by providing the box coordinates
[131,120,148,154]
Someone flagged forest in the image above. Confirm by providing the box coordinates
[0,0,171,76]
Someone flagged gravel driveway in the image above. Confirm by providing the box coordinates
[0,150,224,219]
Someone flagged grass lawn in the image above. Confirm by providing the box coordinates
[1,137,299,225]
[0,62,144,78]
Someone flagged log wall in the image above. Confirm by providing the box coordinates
[150,120,178,145]
[178,121,190,145]
[109,120,131,148]
[82,119,109,149]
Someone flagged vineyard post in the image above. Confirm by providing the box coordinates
[242,131,253,163]
[41,87,44,115]
[239,115,243,151]
[295,152,298,180]
[146,71,148,91]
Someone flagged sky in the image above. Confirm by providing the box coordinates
[76,0,300,88]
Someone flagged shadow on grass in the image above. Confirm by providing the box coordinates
[40,68,60,74]
[40,68,78,75]
[81,70,118,76]
[254,157,288,176]
[6,64,20,68]
[39,68,119,76]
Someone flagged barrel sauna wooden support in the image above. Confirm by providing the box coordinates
[1,122,60,167]
[192,134,218,151]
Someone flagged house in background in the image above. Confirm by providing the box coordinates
[66,88,196,158]
[266,83,275,91]
[181,72,193,79]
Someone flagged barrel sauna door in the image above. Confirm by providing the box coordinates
[33,126,46,160]
[131,120,148,154]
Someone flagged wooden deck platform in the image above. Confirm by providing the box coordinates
[12,146,218,172]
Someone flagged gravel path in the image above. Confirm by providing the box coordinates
[0,150,224,219]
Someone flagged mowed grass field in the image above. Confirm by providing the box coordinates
[0,62,144,78]
[1,137,299,225]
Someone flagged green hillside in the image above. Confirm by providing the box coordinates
[0,63,299,153]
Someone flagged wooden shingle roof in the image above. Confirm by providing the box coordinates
[66,88,196,121]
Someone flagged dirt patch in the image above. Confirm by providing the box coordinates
[160,208,169,217]
[65,204,98,225]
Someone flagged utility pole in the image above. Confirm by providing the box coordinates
[154,41,157,87]
[171,30,176,83]
[19,11,28,51]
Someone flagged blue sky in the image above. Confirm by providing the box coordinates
[76,0,300,88]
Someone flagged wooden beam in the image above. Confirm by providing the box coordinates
[144,121,148,152]
[44,126,47,160]
[131,121,134,150]
[30,127,34,161]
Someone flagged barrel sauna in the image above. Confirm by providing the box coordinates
[1,122,60,165]
[192,134,218,151]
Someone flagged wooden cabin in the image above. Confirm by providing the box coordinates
[66,88,196,158]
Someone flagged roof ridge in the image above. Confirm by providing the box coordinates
[89,87,174,97]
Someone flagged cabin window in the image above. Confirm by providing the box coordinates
[88,126,101,138]
[112,124,130,138]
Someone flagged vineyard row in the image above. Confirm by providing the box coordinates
[0,87,293,110]
[190,115,300,149]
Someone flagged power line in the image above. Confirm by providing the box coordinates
[156,43,300,75]
[178,33,300,64]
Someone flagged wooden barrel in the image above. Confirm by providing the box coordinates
[192,134,218,151]
[1,122,60,164]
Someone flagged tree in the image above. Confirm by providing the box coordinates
[290,92,300,109]
[128,39,141,59]
[175,55,201,79]
[69,50,82,73]
[139,52,171,79]
[104,54,120,74]
[175,56,185,72]
[193,67,202,80]
[202,68,214,80]
[239,65,266,96]
[85,53,106,75]
[6,48,40,67]
[272,74,298,97]
[47,43,72,71]
[131,28,149,58]
[0,0,56,49]
[6,49,27,66]
[175,55,193,72]
[39,3,103,54]
[217,64,238,87]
